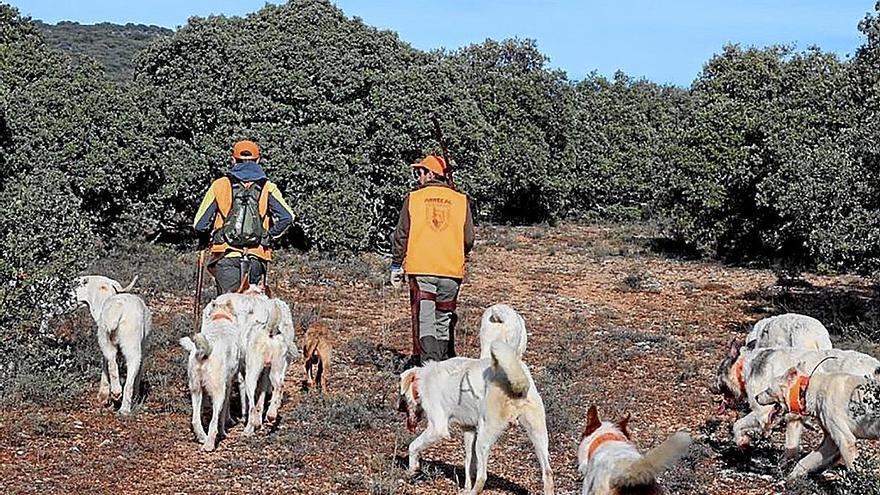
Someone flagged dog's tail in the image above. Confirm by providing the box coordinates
[489,305,506,324]
[180,334,212,360]
[612,431,692,488]
[490,340,529,397]
[267,303,282,337]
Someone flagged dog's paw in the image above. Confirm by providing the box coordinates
[242,425,255,437]
[734,433,752,449]
[110,388,123,402]
[201,441,216,452]
[118,405,132,416]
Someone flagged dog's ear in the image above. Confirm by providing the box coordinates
[727,339,740,359]
[583,405,601,438]
[400,369,417,395]
[617,414,632,438]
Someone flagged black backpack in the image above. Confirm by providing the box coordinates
[214,179,267,248]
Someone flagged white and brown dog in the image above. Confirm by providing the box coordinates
[714,313,832,414]
[722,348,878,457]
[578,405,691,495]
[180,300,243,451]
[756,365,880,478]
[712,313,834,457]
[202,286,294,433]
[397,341,554,495]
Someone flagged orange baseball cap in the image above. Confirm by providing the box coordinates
[411,155,446,176]
[232,140,260,160]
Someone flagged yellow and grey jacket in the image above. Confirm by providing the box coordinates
[193,161,294,261]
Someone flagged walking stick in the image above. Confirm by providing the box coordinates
[408,278,423,364]
[431,115,455,189]
[193,248,206,331]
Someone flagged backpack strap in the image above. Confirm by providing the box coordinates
[213,177,234,220]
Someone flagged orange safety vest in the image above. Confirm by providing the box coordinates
[209,177,273,261]
[403,186,468,278]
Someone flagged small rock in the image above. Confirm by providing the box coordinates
[99,439,112,447]
[69,446,81,454]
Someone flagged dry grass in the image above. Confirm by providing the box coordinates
[3,223,880,494]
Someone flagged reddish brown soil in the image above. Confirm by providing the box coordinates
[2,224,877,494]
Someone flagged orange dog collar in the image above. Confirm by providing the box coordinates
[733,355,746,395]
[788,376,810,416]
[587,432,628,460]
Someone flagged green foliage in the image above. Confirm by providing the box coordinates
[655,39,880,273]
[571,71,687,220]
[0,172,99,330]
[443,38,576,222]
[0,172,101,403]
[4,0,880,314]
[133,0,427,250]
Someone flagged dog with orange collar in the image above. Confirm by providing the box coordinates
[577,405,691,495]
[756,365,880,478]
[725,347,878,458]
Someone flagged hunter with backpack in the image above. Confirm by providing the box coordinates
[193,140,295,294]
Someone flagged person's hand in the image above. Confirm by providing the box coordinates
[390,264,404,289]
[197,232,211,250]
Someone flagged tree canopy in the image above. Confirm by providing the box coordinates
[4,0,880,331]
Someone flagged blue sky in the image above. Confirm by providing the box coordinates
[9,1,876,86]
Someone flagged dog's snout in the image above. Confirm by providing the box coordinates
[397,395,408,413]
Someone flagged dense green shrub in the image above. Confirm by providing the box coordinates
[0,172,101,402]
[655,39,880,273]
[4,0,880,297]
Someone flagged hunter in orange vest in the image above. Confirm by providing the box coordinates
[391,155,475,363]
[193,140,295,293]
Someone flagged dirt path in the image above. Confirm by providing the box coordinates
[2,224,877,494]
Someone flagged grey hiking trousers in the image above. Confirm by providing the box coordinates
[409,275,461,362]
[211,255,266,294]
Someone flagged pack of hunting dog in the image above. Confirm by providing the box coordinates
[7,0,880,494]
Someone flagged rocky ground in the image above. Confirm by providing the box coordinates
[3,224,880,494]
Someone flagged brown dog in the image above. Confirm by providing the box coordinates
[303,321,332,393]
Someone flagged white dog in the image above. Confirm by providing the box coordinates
[757,366,880,477]
[730,348,879,456]
[745,313,832,350]
[75,275,150,414]
[180,300,244,451]
[201,286,296,433]
[713,313,832,456]
[578,405,691,495]
[478,303,528,359]
[398,341,554,495]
